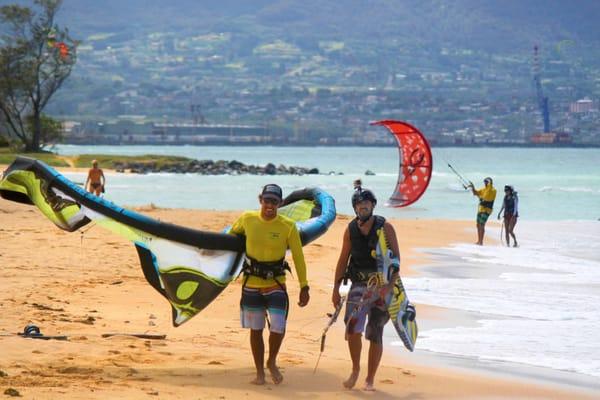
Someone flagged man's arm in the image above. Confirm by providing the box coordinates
[332,227,351,306]
[84,170,91,191]
[229,214,246,236]
[288,224,310,307]
[288,224,308,289]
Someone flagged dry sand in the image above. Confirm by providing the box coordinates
[0,199,595,399]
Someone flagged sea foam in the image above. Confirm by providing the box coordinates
[405,221,600,378]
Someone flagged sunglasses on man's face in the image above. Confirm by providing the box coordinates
[262,197,280,205]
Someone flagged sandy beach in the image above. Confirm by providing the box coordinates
[0,198,596,399]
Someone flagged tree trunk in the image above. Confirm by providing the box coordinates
[31,109,41,152]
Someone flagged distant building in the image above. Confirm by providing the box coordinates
[530,132,572,144]
[569,98,594,113]
[61,121,269,145]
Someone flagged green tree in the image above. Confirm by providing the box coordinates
[0,131,9,147]
[0,0,77,151]
[28,112,63,145]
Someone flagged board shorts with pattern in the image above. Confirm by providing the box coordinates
[344,283,390,344]
[477,211,491,225]
[240,283,288,334]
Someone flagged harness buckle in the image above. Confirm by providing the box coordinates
[243,256,287,280]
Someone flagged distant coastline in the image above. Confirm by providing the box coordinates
[58,141,600,148]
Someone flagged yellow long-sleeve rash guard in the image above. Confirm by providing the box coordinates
[475,186,497,214]
[230,210,308,289]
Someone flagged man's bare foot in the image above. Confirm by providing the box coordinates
[251,373,266,385]
[267,362,283,385]
[343,370,360,389]
[363,381,376,391]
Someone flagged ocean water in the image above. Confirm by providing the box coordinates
[54,145,600,220]
[51,145,600,382]
[402,221,600,381]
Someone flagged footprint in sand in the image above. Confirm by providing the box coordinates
[281,357,302,365]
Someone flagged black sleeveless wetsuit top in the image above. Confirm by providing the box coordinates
[504,196,516,216]
[347,216,385,282]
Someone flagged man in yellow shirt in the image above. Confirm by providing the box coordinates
[469,177,497,245]
[230,183,310,385]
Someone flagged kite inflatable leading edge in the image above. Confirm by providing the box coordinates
[0,157,336,326]
[371,120,433,207]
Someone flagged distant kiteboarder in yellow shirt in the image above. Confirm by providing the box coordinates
[469,177,497,245]
[85,160,105,196]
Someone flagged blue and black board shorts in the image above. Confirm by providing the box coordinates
[344,283,389,344]
[240,284,288,334]
[477,212,491,225]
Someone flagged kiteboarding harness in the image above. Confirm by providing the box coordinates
[345,215,387,283]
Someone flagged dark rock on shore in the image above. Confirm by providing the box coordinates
[113,159,320,175]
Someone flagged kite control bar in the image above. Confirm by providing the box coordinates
[447,163,472,190]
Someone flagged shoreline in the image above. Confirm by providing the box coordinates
[398,302,600,395]
[51,142,600,148]
[400,227,600,396]
[0,201,596,398]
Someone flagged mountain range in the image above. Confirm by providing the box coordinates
[53,0,600,53]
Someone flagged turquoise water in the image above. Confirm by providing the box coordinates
[54,145,600,220]
[407,220,600,382]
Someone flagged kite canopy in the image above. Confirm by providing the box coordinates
[0,157,336,326]
[371,120,432,207]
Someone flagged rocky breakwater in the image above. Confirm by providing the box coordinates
[114,159,320,175]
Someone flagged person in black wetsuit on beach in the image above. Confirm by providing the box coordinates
[497,185,519,247]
